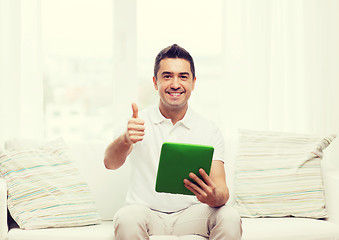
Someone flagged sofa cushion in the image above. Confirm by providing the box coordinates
[241,218,339,240]
[4,138,131,221]
[234,129,336,218]
[0,138,101,229]
[7,218,339,240]
[7,221,114,240]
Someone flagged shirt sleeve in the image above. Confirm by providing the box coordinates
[211,127,225,163]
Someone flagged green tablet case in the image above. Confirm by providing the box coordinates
[155,142,214,195]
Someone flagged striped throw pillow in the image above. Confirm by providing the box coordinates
[234,129,336,218]
[0,138,101,229]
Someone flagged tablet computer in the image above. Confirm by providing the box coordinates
[155,142,214,195]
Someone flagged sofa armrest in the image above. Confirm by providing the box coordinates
[0,177,8,240]
[323,169,339,225]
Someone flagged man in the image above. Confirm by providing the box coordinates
[104,44,242,239]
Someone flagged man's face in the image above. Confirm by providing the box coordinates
[153,58,196,112]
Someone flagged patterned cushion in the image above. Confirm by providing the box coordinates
[0,138,101,229]
[234,129,336,218]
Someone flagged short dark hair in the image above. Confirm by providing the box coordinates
[154,44,195,80]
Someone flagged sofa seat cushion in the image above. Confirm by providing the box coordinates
[242,218,339,240]
[8,218,339,240]
[7,221,114,240]
[7,221,207,240]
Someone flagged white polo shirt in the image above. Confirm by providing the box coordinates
[123,105,225,212]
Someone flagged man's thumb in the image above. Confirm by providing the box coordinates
[132,102,138,118]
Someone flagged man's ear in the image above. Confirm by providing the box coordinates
[153,76,158,90]
[192,77,196,90]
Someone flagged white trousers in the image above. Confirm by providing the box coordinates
[113,204,242,240]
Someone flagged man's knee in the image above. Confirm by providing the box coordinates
[113,205,151,240]
[217,205,242,223]
[113,204,151,240]
[210,205,242,240]
[114,204,149,227]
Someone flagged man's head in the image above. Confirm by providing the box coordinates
[154,44,195,80]
[153,44,196,118]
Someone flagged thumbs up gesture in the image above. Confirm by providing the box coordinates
[132,102,139,118]
[125,103,145,144]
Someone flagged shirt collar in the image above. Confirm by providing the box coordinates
[150,105,195,129]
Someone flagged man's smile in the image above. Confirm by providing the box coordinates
[167,91,185,97]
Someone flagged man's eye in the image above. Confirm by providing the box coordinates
[180,75,188,80]
[164,75,171,79]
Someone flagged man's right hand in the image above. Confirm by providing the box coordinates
[125,103,145,144]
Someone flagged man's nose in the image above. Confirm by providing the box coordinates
[170,77,180,89]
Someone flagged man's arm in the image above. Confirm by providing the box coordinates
[104,103,145,170]
[104,134,133,170]
[184,160,229,207]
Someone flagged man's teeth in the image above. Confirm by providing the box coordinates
[169,92,182,96]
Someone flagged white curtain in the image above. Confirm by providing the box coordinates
[112,0,138,125]
[220,0,339,171]
[0,0,43,143]
[221,0,339,135]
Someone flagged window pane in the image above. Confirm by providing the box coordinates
[41,0,114,140]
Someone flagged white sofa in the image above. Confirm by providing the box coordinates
[1,138,339,240]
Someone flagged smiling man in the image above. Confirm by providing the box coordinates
[104,44,242,240]
[154,57,195,125]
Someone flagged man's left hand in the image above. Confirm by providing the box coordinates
[184,168,221,207]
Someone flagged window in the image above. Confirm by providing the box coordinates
[41,0,224,140]
[41,0,114,140]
